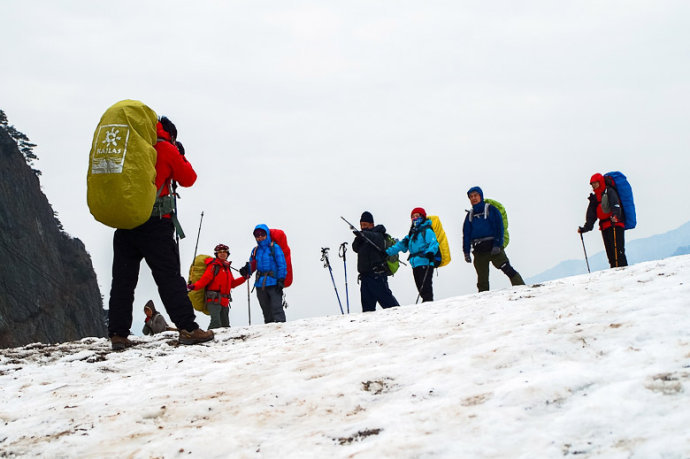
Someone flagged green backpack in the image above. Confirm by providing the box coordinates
[384,234,400,275]
[474,199,510,248]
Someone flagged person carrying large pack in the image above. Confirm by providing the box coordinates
[350,211,400,312]
[386,207,440,303]
[187,243,247,329]
[90,100,213,349]
[577,172,633,268]
[463,186,525,292]
[239,224,289,324]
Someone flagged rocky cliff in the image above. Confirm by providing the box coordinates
[0,123,106,348]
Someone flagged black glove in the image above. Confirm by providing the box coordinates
[239,263,250,279]
[187,283,195,291]
[578,226,588,234]
[425,252,436,262]
[464,253,472,263]
[276,278,285,289]
[490,246,501,256]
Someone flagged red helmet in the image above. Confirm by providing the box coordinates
[214,243,229,253]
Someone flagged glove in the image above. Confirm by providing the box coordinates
[239,263,250,279]
[425,252,436,262]
[464,253,472,263]
[276,279,285,289]
[490,246,501,256]
[186,283,195,291]
[578,226,588,234]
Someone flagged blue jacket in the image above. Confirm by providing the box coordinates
[386,218,439,268]
[462,187,504,254]
[249,224,287,288]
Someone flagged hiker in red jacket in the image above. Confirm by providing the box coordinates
[578,173,628,268]
[108,116,214,349]
[187,244,246,329]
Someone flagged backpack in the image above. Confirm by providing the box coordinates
[254,228,293,287]
[604,171,636,230]
[187,254,213,315]
[384,233,400,275]
[87,100,158,229]
[469,199,510,248]
[428,215,451,267]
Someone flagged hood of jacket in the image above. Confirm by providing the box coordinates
[254,224,272,247]
[156,121,173,142]
[467,186,483,200]
[590,173,606,199]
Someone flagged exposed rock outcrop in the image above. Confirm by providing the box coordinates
[0,123,106,348]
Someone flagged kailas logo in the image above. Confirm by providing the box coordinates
[91,124,131,174]
[103,128,122,147]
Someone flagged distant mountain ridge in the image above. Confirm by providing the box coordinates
[527,221,690,283]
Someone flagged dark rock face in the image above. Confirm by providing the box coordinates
[0,127,106,348]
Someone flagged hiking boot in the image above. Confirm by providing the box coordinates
[111,335,135,351]
[178,328,214,345]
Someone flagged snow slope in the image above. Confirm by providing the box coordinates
[1,256,689,458]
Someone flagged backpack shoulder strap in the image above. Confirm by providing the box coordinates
[484,203,490,219]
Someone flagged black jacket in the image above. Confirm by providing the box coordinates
[581,187,623,233]
[352,225,388,275]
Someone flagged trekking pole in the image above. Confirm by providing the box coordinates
[339,242,350,314]
[340,216,407,266]
[579,232,591,273]
[321,247,344,315]
[415,265,432,304]
[192,211,204,262]
[613,223,619,267]
[247,281,251,326]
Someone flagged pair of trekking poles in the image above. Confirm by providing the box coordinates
[320,244,350,315]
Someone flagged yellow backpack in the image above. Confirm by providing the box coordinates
[188,254,213,315]
[428,215,451,267]
[87,100,158,229]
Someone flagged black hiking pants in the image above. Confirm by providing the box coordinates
[602,226,628,268]
[413,266,434,302]
[360,274,399,312]
[108,217,199,337]
[256,285,286,324]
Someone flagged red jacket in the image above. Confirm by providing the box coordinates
[155,122,197,199]
[591,173,625,231]
[192,258,246,307]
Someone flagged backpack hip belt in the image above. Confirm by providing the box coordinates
[205,289,231,303]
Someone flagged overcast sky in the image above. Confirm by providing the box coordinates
[2,1,689,330]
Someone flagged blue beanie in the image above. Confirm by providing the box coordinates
[467,186,484,200]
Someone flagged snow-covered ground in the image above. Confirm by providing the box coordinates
[1,256,689,458]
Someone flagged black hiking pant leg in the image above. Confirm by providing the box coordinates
[109,229,143,337]
[413,266,434,302]
[256,286,285,323]
[140,219,199,332]
[360,275,399,312]
[602,226,628,268]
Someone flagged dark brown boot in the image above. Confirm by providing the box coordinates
[178,328,214,345]
[111,335,135,351]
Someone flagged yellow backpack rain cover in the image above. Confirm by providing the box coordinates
[429,215,451,267]
[87,100,158,229]
[188,254,213,315]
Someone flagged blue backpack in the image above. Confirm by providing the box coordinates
[604,171,636,230]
